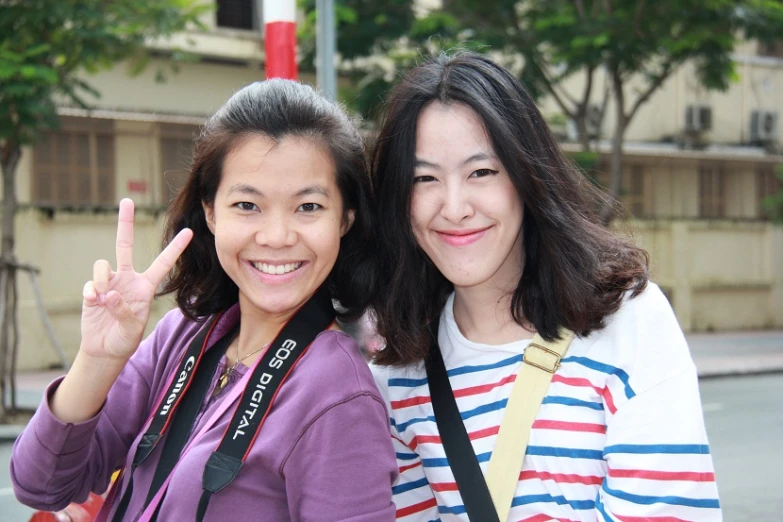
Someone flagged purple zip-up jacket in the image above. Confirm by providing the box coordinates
[10,304,397,521]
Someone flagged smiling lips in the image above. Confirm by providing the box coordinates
[249,260,306,284]
[435,226,491,247]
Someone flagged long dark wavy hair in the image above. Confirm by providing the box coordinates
[371,52,649,367]
[160,79,375,322]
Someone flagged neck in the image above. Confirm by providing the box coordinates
[452,284,534,345]
[234,300,294,361]
[451,241,533,344]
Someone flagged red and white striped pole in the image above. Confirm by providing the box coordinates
[263,0,297,80]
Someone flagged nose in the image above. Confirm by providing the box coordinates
[256,212,297,248]
[439,180,474,223]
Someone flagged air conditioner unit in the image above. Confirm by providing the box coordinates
[750,110,779,143]
[585,104,602,139]
[685,105,712,132]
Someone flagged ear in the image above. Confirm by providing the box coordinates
[341,209,355,237]
[202,201,216,234]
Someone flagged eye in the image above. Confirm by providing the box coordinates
[297,202,322,213]
[470,168,498,178]
[413,175,436,183]
[234,201,258,211]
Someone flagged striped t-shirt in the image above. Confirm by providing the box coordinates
[371,283,721,521]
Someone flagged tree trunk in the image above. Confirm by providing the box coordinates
[600,71,627,225]
[0,139,20,420]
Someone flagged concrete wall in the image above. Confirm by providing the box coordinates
[633,220,783,332]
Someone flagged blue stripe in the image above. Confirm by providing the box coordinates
[387,355,521,388]
[438,504,467,515]
[562,356,635,399]
[595,493,613,521]
[446,354,521,377]
[392,477,429,495]
[526,445,604,460]
[512,493,595,510]
[388,376,428,387]
[396,452,419,461]
[603,483,721,509]
[543,395,604,411]
[604,444,710,455]
[393,399,507,433]
[422,451,492,468]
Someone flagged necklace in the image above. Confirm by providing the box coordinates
[215,339,268,393]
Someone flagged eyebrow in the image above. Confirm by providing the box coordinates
[414,152,496,169]
[225,183,330,198]
[227,183,263,197]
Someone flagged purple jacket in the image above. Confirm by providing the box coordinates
[11,305,397,521]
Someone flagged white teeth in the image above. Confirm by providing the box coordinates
[253,262,303,275]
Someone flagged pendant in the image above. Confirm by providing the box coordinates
[214,366,232,395]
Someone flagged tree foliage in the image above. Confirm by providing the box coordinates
[0,0,209,420]
[313,0,783,219]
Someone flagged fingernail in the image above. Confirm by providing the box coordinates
[98,294,106,305]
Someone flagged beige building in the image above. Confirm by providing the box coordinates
[5,3,783,370]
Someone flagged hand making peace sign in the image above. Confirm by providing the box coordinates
[81,198,193,361]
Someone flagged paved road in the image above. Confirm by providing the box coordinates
[700,374,783,521]
[1,374,781,521]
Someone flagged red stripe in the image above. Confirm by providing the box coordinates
[602,385,618,414]
[408,426,499,450]
[396,497,438,518]
[264,22,297,79]
[519,470,604,485]
[519,516,579,522]
[391,374,516,410]
[429,481,459,492]
[551,374,602,393]
[398,461,421,473]
[532,419,606,434]
[609,468,716,482]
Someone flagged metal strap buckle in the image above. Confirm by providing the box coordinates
[523,342,562,374]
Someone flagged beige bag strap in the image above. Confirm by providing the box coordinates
[485,329,575,522]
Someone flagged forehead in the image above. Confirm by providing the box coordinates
[415,102,494,157]
[220,134,337,190]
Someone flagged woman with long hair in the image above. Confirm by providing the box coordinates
[370,52,720,521]
[12,79,397,521]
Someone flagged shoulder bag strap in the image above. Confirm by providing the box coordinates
[485,329,574,522]
[426,321,501,522]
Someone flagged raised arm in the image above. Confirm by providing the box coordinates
[52,198,192,423]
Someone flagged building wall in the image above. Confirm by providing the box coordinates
[634,220,782,332]
[538,43,783,147]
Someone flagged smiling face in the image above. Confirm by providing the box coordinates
[410,102,524,292]
[203,134,353,322]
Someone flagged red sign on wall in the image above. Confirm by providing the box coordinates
[127,180,148,193]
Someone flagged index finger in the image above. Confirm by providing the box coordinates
[143,228,194,288]
[116,198,135,271]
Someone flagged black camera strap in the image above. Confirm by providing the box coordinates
[111,314,223,522]
[425,320,501,522]
[194,287,335,522]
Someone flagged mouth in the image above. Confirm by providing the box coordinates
[250,261,304,275]
[435,226,492,246]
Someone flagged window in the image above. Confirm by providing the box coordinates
[622,164,649,218]
[699,166,727,218]
[758,40,783,59]
[33,117,115,207]
[160,124,199,205]
[757,166,782,219]
[216,0,255,30]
